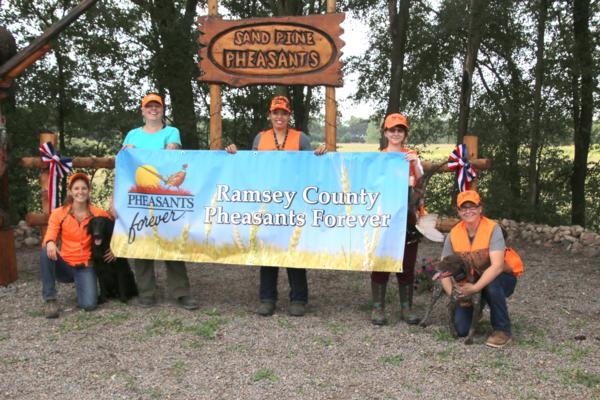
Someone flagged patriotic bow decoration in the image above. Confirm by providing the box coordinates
[39,142,73,211]
[448,144,476,192]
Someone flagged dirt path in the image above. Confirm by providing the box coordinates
[1,241,599,399]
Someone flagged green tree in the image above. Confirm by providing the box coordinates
[365,119,381,145]
[570,0,595,226]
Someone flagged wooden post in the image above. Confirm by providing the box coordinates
[325,0,337,151]
[39,133,57,228]
[0,108,17,286]
[436,134,482,232]
[463,134,478,190]
[207,0,222,150]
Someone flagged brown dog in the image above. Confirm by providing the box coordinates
[419,255,482,345]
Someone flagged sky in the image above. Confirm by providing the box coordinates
[336,16,374,121]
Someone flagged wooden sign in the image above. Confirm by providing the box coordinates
[197,14,345,87]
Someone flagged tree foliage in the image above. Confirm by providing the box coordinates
[0,0,598,231]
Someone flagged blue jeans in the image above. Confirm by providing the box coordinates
[40,247,98,310]
[454,272,517,336]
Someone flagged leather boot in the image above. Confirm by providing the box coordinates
[399,283,420,325]
[371,281,387,325]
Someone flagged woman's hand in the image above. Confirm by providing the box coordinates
[314,145,327,156]
[103,248,116,263]
[404,151,419,163]
[225,144,238,154]
[457,282,479,297]
[46,241,59,261]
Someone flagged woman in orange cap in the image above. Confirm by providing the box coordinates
[370,112,424,326]
[121,93,198,310]
[440,190,518,348]
[225,95,326,317]
[40,172,113,318]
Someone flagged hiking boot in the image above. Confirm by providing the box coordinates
[371,281,387,325]
[399,283,420,325]
[485,330,512,348]
[136,296,156,308]
[177,295,199,311]
[44,300,59,319]
[371,303,387,325]
[288,302,306,317]
[400,307,421,325]
[256,301,275,316]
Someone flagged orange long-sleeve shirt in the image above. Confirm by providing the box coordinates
[42,204,111,267]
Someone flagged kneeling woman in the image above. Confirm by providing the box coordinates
[40,172,112,318]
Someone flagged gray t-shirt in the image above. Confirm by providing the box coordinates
[441,223,505,258]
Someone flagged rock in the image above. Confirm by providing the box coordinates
[563,234,578,243]
[580,231,599,246]
[24,237,40,247]
[582,247,600,258]
[569,242,584,253]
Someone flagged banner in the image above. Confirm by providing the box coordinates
[112,149,410,272]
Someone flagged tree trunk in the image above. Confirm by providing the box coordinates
[386,0,410,114]
[570,0,594,226]
[139,0,199,149]
[457,0,488,144]
[527,0,548,207]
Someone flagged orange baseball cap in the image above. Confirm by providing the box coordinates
[269,95,291,113]
[383,113,409,130]
[457,190,481,208]
[68,172,90,189]
[141,93,163,108]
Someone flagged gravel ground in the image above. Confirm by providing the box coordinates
[1,240,599,400]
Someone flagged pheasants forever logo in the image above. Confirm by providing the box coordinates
[126,164,194,243]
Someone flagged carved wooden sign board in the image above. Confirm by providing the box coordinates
[197,14,345,87]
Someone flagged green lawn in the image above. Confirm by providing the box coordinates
[337,143,600,162]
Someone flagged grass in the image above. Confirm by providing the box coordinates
[326,322,345,335]
[379,354,403,366]
[489,353,514,376]
[561,368,600,389]
[140,312,225,340]
[188,318,224,339]
[277,317,292,328]
[59,311,105,332]
[432,327,455,342]
[336,142,600,162]
[252,367,279,383]
[315,335,333,347]
[57,310,133,333]
[170,360,186,376]
[436,348,454,361]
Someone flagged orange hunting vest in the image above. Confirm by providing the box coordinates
[257,128,301,151]
[450,216,523,277]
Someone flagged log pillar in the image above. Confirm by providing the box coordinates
[39,132,57,238]
[207,0,222,150]
[324,0,337,151]
[463,134,478,190]
[0,107,17,286]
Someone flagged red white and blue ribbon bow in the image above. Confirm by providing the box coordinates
[448,144,476,191]
[39,142,73,211]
